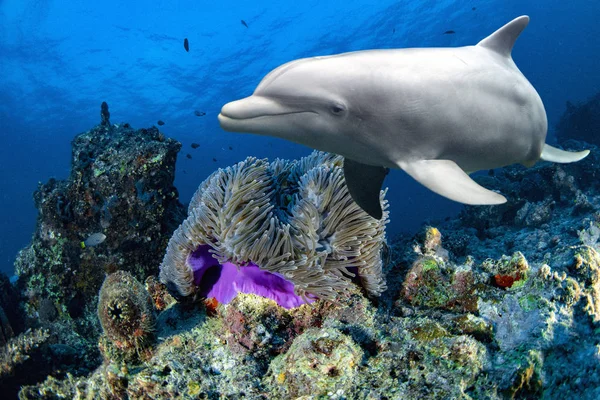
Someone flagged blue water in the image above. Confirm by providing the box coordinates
[1,0,599,275]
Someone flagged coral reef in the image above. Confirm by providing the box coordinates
[160,151,389,305]
[400,226,478,313]
[145,275,176,312]
[12,102,185,321]
[8,104,600,398]
[440,140,596,264]
[1,105,185,395]
[18,199,600,399]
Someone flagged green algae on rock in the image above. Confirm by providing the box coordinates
[265,328,363,398]
[401,227,478,312]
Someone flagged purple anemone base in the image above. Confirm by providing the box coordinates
[188,245,312,309]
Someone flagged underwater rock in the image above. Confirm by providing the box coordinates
[264,327,363,398]
[38,298,58,322]
[14,104,184,320]
[0,329,50,378]
[97,271,156,360]
[556,91,600,145]
[7,104,184,391]
[17,216,600,399]
[514,198,555,227]
[216,285,377,361]
[570,245,600,322]
[0,306,14,347]
[362,316,489,399]
[100,101,110,126]
[0,328,51,397]
[440,143,598,263]
[481,252,529,289]
[0,273,22,346]
[217,294,297,357]
[475,247,600,398]
[160,151,389,305]
[145,275,176,312]
[400,227,477,313]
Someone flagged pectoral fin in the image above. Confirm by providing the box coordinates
[540,144,589,163]
[343,158,388,220]
[401,159,507,205]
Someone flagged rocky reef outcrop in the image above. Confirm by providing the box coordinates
[556,91,600,146]
[16,113,184,315]
[0,104,185,397]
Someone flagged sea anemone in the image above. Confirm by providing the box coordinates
[159,151,389,307]
[97,271,155,352]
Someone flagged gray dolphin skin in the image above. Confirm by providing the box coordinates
[218,16,589,219]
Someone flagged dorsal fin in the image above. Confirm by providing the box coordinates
[477,15,529,58]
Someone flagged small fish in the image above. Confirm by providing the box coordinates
[184,38,189,52]
[472,7,477,11]
[191,143,200,149]
[194,110,206,117]
[212,158,217,162]
[241,20,248,28]
[444,30,456,34]
[186,154,192,159]
[157,120,165,126]
[228,146,233,150]
[392,28,395,34]
[81,232,106,248]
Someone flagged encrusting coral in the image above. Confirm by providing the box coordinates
[0,328,50,378]
[97,271,156,357]
[160,151,389,306]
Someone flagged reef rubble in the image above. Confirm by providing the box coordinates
[2,101,600,399]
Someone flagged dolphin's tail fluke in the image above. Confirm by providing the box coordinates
[540,144,590,163]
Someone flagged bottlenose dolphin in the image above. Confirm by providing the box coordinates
[218,16,589,219]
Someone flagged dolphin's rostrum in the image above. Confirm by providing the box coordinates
[218,16,589,219]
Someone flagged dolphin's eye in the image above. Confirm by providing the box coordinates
[330,104,346,115]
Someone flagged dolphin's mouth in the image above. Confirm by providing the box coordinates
[218,111,313,133]
[218,95,315,132]
[219,110,309,121]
